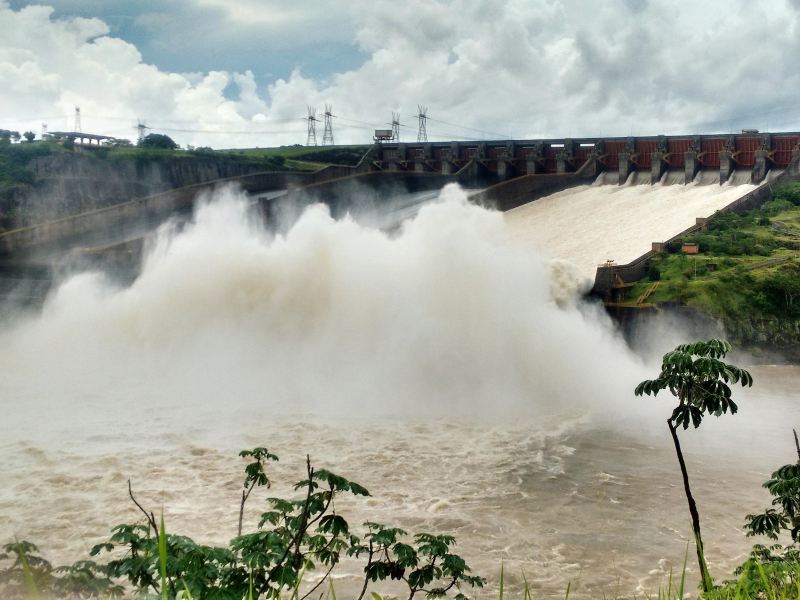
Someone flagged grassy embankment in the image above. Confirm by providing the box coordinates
[618,183,800,326]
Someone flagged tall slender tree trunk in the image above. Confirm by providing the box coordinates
[668,418,711,592]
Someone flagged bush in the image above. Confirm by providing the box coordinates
[647,263,661,281]
[774,182,800,206]
[138,133,178,150]
[762,199,795,215]
[688,230,776,256]
[0,141,59,186]
[708,211,749,232]
[191,146,215,155]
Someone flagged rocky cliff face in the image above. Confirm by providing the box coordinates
[724,317,800,361]
[608,304,800,363]
[0,153,271,229]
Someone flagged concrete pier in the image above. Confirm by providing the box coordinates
[719,145,734,184]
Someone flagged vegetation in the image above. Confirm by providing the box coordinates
[0,449,485,599]
[624,183,800,325]
[635,339,753,593]
[745,431,800,543]
[0,139,65,186]
[223,144,370,171]
[0,139,366,193]
[706,431,800,598]
[0,129,21,142]
[137,133,179,150]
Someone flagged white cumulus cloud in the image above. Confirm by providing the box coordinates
[2,0,800,148]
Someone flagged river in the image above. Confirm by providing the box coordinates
[0,183,796,598]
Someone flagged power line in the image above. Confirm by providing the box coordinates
[398,122,486,142]
[148,126,307,135]
[334,114,388,129]
[426,116,509,139]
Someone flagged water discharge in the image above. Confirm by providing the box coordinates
[0,182,797,598]
[504,178,756,283]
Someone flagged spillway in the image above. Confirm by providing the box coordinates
[504,177,757,282]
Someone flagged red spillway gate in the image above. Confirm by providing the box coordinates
[735,136,760,167]
[602,140,626,170]
[667,139,690,168]
[772,135,799,167]
[700,138,725,168]
[634,140,657,169]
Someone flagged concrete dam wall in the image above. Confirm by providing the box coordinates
[372,131,800,187]
[1,131,798,311]
[0,153,295,229]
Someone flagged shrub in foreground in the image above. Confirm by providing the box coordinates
[0,449,484,599]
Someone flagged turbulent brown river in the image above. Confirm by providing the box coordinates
[1,184,797,598]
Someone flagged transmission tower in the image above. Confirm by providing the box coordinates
[41,123,48,138]
[391,112,400,142]
[74,106,82,133]
[136,120,147,142]
[306,106,318,146]
[416,105,428,142]
[322,104,334,146]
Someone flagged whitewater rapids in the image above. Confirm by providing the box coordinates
[0,183,796,598]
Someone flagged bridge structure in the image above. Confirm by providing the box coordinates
[370,131,800,186]
[47,131,121,147]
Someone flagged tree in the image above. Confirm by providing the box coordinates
[137,133,178,150]
[745,430,800,543]
[22,131,35,142]
[635,339,753,592]
[0,129,20,144]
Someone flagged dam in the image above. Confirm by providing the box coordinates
[1,131,800,598]
[0,130,798,309]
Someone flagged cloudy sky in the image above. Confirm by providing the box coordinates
[2,0,800,148]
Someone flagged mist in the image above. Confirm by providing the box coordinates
[0,184,653,444]
[3,182,799,598]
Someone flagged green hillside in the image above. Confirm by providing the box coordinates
[621,183,800,324]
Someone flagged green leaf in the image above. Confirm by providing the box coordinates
[318,514,349,537]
